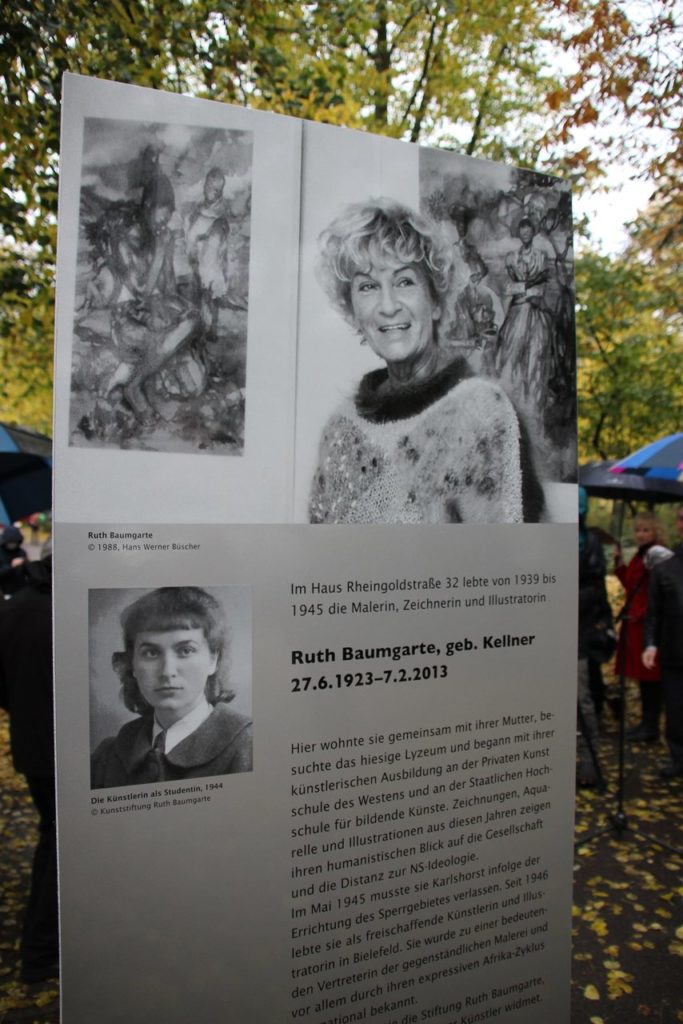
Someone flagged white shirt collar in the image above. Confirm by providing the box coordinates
[153,700,213,754]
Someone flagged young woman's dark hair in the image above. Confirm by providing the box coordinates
[112,587,234,716]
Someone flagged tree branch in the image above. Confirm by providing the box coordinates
[400,9,440,137]
[372,0,390,125]
[387,1,425,58]
[466,41,509,156]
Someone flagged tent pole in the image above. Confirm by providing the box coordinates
[611,500,626,544]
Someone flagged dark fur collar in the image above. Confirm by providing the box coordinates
[354,356,472,424]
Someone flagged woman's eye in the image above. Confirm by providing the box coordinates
[357,281,377,293]
[177,646,196,657]
[396,275,415,287]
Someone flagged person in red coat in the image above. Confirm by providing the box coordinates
[614,512,667,741]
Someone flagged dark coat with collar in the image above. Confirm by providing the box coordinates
[0,557,54,776]
[578,526,611,660]
[0,525,29,598]
[90,702,252,789]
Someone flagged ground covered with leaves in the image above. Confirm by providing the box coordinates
[572,678,683,1023]
[0,717,58,1024]
[1,693,682,1023]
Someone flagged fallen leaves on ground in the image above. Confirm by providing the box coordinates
[2,680,682,1024]
[0,714,59,1024]
[572,676,683,1023]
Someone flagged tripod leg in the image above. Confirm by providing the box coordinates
[575,625,683,854]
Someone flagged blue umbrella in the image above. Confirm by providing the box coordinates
[610,433,683,483]
[0,423,52,524]
[580,460,683,503]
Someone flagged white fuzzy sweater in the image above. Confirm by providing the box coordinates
[309,359,540,524]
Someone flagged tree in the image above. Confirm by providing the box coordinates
[576,238,682,460]
[0,233,55,434]
[1,0,201,429]
[0,0,565,430]
[1,0,681,434]
[544,0,683,247]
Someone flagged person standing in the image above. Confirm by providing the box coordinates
[614,512,667,742]
[577,487,612,787]
[643,504,683,777]
[0,541,57,982]
[0,524,28,599]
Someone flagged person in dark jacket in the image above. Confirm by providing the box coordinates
[577,487,612,787]
[643,504,683,777]
[0,524,28,598]
[0,542,58,982]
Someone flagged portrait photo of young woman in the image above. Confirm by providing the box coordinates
[89,585,252,789]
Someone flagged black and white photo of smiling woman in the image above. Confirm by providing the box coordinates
[308,199,545,525]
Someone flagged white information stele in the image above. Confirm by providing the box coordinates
[53,74,578,1024]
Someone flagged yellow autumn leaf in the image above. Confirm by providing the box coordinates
[35,989,58,1006]
[589,1017,605,1024]
[607,969,634,999]
[584,984,601,1001]
[675,925,683,940]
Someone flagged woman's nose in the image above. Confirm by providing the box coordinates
[158,652,178,678]
[378,281,400,316]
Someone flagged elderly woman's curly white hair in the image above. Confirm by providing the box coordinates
[316,198,453,326]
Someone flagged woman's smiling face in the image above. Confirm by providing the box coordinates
[634,520,656,546]
[350,261,440,368]
[131,628,218,727]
